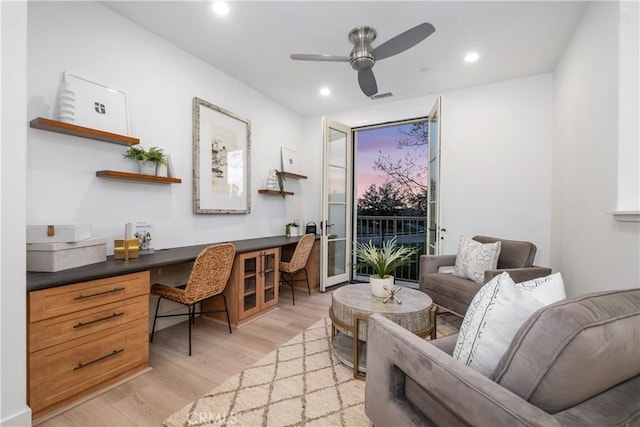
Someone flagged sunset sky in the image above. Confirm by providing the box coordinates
[355,124,425,199]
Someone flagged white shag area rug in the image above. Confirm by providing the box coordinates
[163,317,368,427]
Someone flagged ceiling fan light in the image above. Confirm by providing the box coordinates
[464,52,480,63]
[319,87,331,97]
[211,1,229,16]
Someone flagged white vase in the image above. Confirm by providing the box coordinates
[138,161,157,175]
[57,80,75,123]
[370,275,394,298]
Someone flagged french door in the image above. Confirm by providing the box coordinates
[426,97,443,255]
[320,118,353,291]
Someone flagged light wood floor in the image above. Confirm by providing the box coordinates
[37,289,461,427]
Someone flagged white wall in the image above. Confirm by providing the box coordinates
[1,2,31,426]
[553,1,640,296]
[304,74,554,267]
[27,1,306,254]
[617,0,639,212]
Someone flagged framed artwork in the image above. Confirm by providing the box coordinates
[281,146,301,174]
[193,97,251,214]
[65,72,129,135]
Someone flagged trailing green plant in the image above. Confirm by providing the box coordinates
[285,221,299,237]
[277,172,286,198]
[354,236,418,279]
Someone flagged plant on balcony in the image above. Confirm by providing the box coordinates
[355,236,418,297]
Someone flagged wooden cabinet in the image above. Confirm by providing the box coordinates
[208,248,280,327]
[27,272,150,419]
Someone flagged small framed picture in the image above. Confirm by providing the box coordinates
[65,72,129,135]
[281,147,300,174]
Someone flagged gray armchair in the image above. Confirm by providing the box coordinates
[364,288,640,427]
[420,235,552,316]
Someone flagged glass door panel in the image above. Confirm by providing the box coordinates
[426,97,442,255]
[322,118,352,290]
[327,240,346,276]
[262,251,276,305]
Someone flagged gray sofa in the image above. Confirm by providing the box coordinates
[365,288,640,427]
[420,236,552,316]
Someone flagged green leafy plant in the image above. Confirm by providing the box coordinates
[123,145,146,161]
[354,236,418,279]
[123,146,166,165]
[145,147,166,165]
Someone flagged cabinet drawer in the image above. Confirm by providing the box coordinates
[28,321,149,413]
[29,271,149,322]
[29,295,148,352]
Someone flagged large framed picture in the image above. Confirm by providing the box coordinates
[193,97,251,214]
[65,72,129,135]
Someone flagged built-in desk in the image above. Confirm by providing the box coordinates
[27,235,312,291]
[26,234,319,420]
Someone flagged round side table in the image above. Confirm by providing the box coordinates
[329,283,435,379]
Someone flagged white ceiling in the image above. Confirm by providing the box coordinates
[102,1,588,117]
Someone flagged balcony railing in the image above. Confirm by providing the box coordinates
[355,215,427,283]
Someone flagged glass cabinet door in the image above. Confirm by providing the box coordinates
[262,250,278,307]
[242,255,258,315]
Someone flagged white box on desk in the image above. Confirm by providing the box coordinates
[27,237,107,272]
[27,224,92,244]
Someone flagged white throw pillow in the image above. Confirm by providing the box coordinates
[453,236,501,284]
[516,272,566,305]
[453,272,545,376]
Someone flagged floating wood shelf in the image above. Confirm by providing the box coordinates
[258,189,294,196]
[96,170,182,184]
[30,117,140,146]
[276,171,307,180]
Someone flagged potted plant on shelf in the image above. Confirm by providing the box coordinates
[145,146,167,176]
[123,146,166,176]
[354,236,418,298]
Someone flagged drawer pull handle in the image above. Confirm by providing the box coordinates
[73,312,125,328]
[74,287,126,300]
[74,349,124,371]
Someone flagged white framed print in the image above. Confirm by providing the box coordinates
[193,97,251,214]
[65,72,129,135]
[281,147,301,175]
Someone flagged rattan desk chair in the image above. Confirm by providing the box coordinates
[150,243,235,356]
[279,233,315,305]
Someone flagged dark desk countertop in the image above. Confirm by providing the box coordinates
[27,235,307,292]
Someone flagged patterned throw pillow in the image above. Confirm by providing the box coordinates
[453,236,501,284]
[453,272,545,376]
[453,272,567,377]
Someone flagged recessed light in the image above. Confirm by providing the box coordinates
[211,1,229,16]
[464,52,479,63]
[319,87,331,97]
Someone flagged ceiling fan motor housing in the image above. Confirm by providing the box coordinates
[349,26,376,71]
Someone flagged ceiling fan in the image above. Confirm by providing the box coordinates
[290,22,435,97]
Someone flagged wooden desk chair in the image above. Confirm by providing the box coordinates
[279,233,315,305]
[149,243,235,356]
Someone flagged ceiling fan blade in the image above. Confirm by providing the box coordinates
[358,69,378,97]
[290,54,350,62]
[372,22,435,61]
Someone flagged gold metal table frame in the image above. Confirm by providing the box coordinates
[329,285,436,380]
